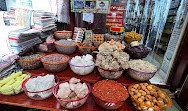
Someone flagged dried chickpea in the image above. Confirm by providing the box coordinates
[139,90,143,93]
[147,85,153,91]
[140,96,145,100]
[146,95,153,101]
[141,91,147,96]
[150,90,155,95]
[157,98,163,101]
[141,85,146,90]
[131,88,136,92]
[158,91,166,99]
[146,90,150,95]
[138,97,144,102]
[134,90,138,94]
[133,95,138,99]
[135,84,139,88]
[145,101,152,106]
[136,92,142,97]
[143,83,149,86]
[133,85,138,89]
[154,92,158,98]
[157,100,165,107]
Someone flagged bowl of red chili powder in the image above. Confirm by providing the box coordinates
[92,80,129,109]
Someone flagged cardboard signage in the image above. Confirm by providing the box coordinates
[106,4,126,27]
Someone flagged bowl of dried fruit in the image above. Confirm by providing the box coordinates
[128,83,172,111]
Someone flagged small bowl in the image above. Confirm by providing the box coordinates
[18,52,45,70]
[54,41,76,55]
[125,47,152,59]
[54,30,72,39]
[128,84,172,111]
[69,59,95,75]
[92,80,129,109]
[97,66,124,79]
[77,43,98,55]
[22,73,59,100]
[41,54,70,73]
[127,68,157,81]
[53,79,91,109]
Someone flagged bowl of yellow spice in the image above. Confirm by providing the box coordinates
[124,31,143,43]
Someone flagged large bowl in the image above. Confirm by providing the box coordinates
[54,30,72,39]
[54,41,76,55]
[77,43,98,55]
[97,66,124,79]
[128,84,172,111]
[92,80,129,109]
[53,79,91,109]
[125,47,152,59]
[127,68,157,81]
[40,54,70,73]
[69,59,95,75]
[22,73,59,100]
[18,52,45,70]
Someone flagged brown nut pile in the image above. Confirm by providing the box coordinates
[129,83,169,109]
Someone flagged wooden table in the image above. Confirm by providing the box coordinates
[0,51,140,111]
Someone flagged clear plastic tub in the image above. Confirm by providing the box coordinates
[97,66,124,79]
[127,68,157,81]
[22,73,59,100]
[18,52,45,70]
[54,30,72,39]
[125,47,152,59]
[77,43,98,55]
[92,80,129,110]
[40,54,70,73]
[69,59,95,75]
[128,84,172,111]
[54,41,76,55]
[53,79,91,109]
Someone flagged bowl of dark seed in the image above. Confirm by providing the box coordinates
[55,40,76,55]
[41,53,70,72]
[18,52,45,70]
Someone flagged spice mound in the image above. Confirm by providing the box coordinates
[129,60,157,73]
[55,39,75,46]
[41,54,69,64]
[19,53,43,61]
[93,80,128,102]
[129,83,171,110]
[56,78,89,109]
[25,74,55,99]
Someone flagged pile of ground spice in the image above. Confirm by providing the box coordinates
[93,80,128,102]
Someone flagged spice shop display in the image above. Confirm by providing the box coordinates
[77,40,99,55]
[22,74,59,100]
[73,27,86,43]
[92,80,129,109]
[53,78,91,109]
[18,53,45,70]
[96,40,129,79]
[85,30,93,42]
[127,60,158,81]
[125,43,152,59]
[124,31,143,43]
[128,83,172,111]
[0,71,30,95]
[69,54,95,75]
[55,40,77,55]
[54,30,72,40]
[41,54,70,72]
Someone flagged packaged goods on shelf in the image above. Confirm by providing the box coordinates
[92,34,105,44]
[73,27,86,43]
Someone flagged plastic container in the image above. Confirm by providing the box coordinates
[69,59,95,75]
[77,43,98,55]
[54,41,76,55]
[22,73,59,100]
[18,52,45,70]
[125,47,152,59]
[127,68,157,81]
[54,30,72,39]
[53,79,91,109]
[40,54,70,73]
[0,71,31,95]
[128,84,172,111]
[97,66,124,79]
[92,80,129,110]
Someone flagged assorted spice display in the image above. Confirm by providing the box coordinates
[55,78,90,109]
[129,83,172,110]
[0,71,30,95]
[105,33,124,42]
